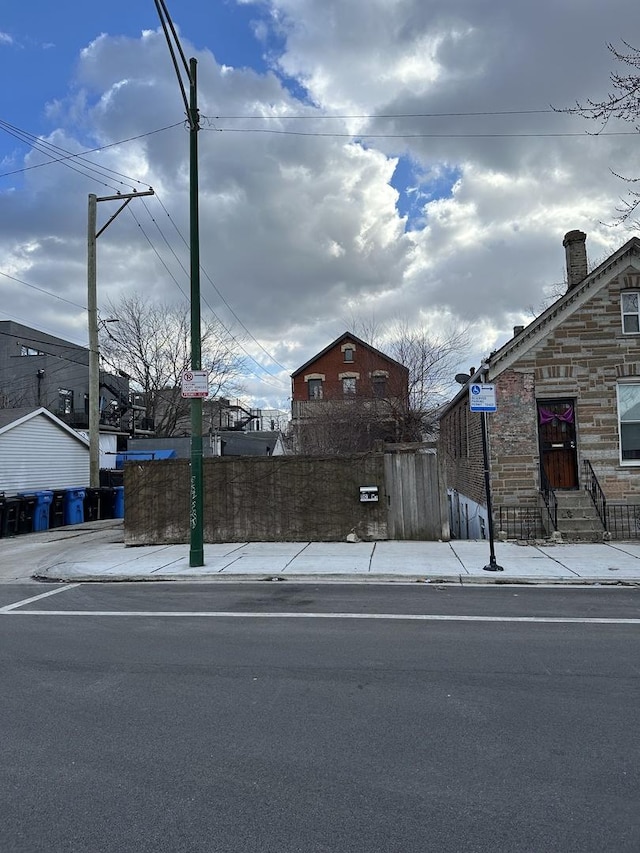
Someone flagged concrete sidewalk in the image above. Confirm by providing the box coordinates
[4,519,640,584]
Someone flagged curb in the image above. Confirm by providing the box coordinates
[32,570,640,587]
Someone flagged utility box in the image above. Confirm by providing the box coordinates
[359,485,379,502]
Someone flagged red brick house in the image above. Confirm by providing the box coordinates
[439,230,640,541]
[290,332,410,453]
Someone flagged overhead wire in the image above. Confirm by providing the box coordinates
[132,198,289,389]
[0,119,182,181]
[0,270,87,312]
[0,117,290,387]
[151,194,290,374]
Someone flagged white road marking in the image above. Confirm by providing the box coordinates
[2,609,639,624]
[0,584,82,612]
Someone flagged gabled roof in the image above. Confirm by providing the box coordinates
[0,407,90,446]
[486,235,640,379]
[439,235,640,418]
[291,331,408,377]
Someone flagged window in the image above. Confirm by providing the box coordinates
[58,388,73,415]
[343,377,356,396]
[621,292,640,334]
[308,378,323,399]
[343,347,354,363]
[373,376,386,398]
[617,383,640,462]
[20,345,45,356]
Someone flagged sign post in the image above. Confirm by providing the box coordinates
[469,383,503,572]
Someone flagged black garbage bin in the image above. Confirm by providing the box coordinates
[100,469,123,488]
[17,495,37,534]
[50,491,66,528]
[98,487,115,519]
[84,488,101,522]
[1,496,21,537]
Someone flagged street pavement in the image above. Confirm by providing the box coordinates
[2,519,640,584]
[1,583,639,853]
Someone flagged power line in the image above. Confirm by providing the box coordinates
[0,270,87,311]
[0,117,289,382]
[125,202,287,390]
[210,109,560,119]
[152,193,290,374]
[0,121,123,191]
[202,124,637,140]
[0,120,182,181]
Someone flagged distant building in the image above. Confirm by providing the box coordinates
[290,332,409,454]
[0,321,132,436]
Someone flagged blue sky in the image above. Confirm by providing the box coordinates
[1,1,639,408]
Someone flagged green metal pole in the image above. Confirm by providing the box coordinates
[189,56,204,567]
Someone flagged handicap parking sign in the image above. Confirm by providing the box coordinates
[469,384,497,412]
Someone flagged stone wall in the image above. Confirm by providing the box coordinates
[125,454,389,544]
[124,450,448,544]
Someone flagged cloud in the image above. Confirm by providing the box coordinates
[1,3,639,409]
[0,32,14,46]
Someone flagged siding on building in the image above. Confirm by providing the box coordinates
[0,409,89,493]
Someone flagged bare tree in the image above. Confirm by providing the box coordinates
[558,41,640,225]
[384,320,471,437]
[99,295,245,437]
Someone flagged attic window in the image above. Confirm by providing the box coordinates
[621,292,640,334]
[340,343,356,362]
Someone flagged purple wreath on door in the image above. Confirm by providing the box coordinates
[538,405,574,425]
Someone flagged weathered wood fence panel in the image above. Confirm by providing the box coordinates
[384,450,448,540]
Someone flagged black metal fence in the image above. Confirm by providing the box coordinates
[583,459,607,530]
[498,506,546,540]
[606,504,640,539]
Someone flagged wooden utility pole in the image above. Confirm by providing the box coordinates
[87,189,154,488]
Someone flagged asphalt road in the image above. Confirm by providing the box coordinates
[1,584,639,853]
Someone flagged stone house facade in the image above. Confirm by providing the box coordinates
[440,230,640,540]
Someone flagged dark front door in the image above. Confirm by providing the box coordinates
[537,400,578,489]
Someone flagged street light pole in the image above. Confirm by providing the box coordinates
[87,189,154,488]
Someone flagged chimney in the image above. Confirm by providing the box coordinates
[513,325,524,336]
[563,230,588,290]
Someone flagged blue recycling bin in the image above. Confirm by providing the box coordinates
[113,486,125,519]
[64,488,86,525]
[32,490,53,531]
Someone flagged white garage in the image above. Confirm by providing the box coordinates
[0,407,90,494]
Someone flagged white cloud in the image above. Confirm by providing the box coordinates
[1,3,639,408]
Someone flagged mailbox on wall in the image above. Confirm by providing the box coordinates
[359,486,379,502]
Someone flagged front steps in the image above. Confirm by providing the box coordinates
[554,490,605,542]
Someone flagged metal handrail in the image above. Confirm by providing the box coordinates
[539,468,558,531]
[583,459,608,531]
